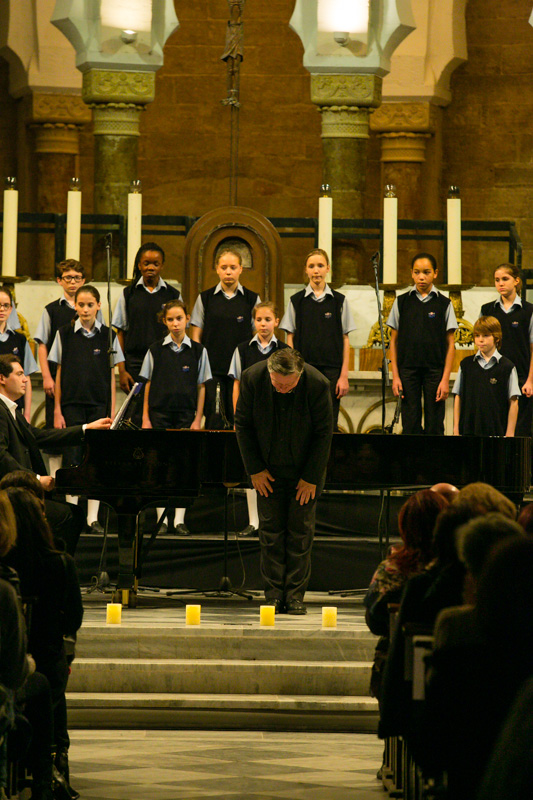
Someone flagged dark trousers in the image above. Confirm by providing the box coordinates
[125,356,145,428]
[149,408,195,429]
[399,367,446,435]
[61,404,107,467]
[256,467,319,603]
[204,376,234,429]
[37,653,70,753]
[516,379,533,437]
[316,366,341,431]
[45,498,86,557]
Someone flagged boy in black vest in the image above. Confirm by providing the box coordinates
[190,248,259,429]
[34,260,91,471]
[453,316,520,436]
[388,253,457,435]
[279,249,355,430]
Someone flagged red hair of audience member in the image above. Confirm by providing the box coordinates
[390,489,449,575]
[517,502,533,536]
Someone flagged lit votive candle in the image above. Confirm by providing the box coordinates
[106,603,122,625]
[186,604,201,625]
[260,605,276,627]
[322,607,338,628]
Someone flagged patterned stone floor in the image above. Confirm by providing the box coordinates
[69,729,384,800]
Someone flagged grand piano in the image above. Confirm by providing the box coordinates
[56,430,531,603]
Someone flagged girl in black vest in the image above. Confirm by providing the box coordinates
[229,301,288,535]
[480,263,533,436]
[190,248,259,429]
[140,300,211,430]
[140,300,212,535]
[49,285,124,531]
[0,287,38,420]
[279,249,355,430]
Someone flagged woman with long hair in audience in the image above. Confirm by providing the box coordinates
[364,489,449,702]
[1,485,83,797]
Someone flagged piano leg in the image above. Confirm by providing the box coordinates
[115,512,138,607]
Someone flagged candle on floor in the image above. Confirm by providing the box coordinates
[66,177,82,260]
[322,606,337,628]
[106,603,122,625]
[447,186,462,284]
[186,604,201,625]
[2,177,18,277]
[382,185,398,284]
[259,605,276,627]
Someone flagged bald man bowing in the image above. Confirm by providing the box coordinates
[235,349,333,615]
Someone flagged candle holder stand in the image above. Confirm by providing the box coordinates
[359,284,407,372]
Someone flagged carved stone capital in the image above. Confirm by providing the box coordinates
[82,70,156,106]
[370,102,437,133]
[378,132,431,162]
[26,93,91,126]
[30,123,80,155]
[311,74,382,108]
[91,104,144,137]
[320,106,370,140]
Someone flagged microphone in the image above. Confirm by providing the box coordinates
[104,232,112,247]
[370,251,380,264]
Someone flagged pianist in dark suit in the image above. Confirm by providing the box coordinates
[0,354,112,554]
[235,349,333,615]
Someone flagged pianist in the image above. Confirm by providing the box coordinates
[0,354,112,554]
[235,348,333,615]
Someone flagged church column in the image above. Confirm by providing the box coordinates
[25,93,91,278]
[82,70,155,280]
[310,74,382,285]
[370,101,439,283]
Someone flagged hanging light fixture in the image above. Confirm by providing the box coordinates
[317,0,370,48]
[100,0,152,35]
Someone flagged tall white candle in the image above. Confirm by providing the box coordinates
[447,189,462,284]
[318,187,333,283]
[382,190,398,284]
[66,182,82,261]
[127,183,143,279]
[2,179,18,277]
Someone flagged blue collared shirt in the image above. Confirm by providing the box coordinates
[139,334,212,383]
[112,277,169,332]
[453,349,520,398]
[34,296,104,345]
[479,297,533,343]
[387,286,458,331]
[189,283,260,329]
[228,334,280,379]
[48,318,125,365]
[0,327,38,375]
[279,284,356,334]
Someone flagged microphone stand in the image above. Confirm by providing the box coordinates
[370,251,390,433]
[90,232,115,593]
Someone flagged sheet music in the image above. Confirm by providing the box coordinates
[111,382,143,430]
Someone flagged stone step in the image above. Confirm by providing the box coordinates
[77,625,377,662]
[67,692,379,733]
[69,658,372,697]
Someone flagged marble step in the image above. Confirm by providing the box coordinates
[67,692,379,733]
[77,625,377,662]
[69,658,372,696]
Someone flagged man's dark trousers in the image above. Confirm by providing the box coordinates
[257,466,319,603]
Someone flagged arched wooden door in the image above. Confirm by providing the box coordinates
[183,206,284,315]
